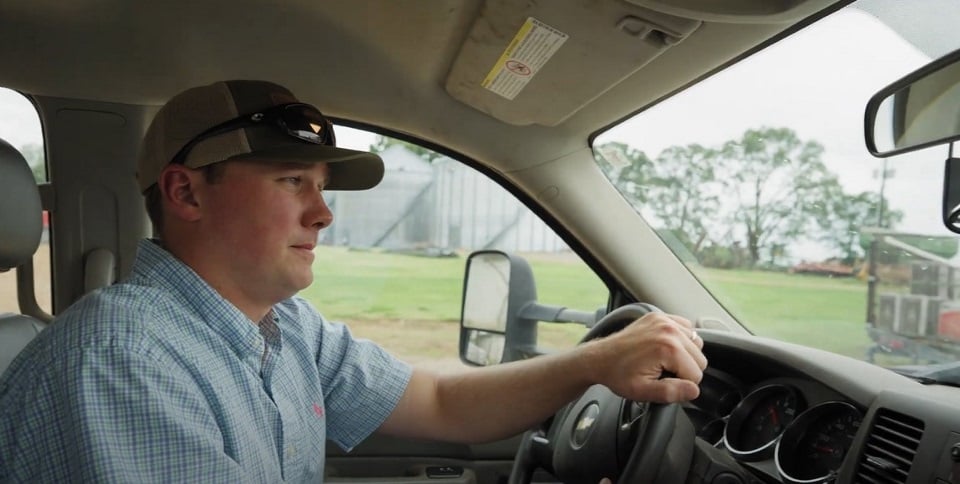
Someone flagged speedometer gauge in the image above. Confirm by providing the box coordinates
[724,384,805,461]
[775,402,862,484]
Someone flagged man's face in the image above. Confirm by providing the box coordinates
[194,159,333,307]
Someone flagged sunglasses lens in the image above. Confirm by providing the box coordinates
[279,104,335,145]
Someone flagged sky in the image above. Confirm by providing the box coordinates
[0,90,42,149]
[601,9,926,203]
[1,2,955,263]
[596,6,956,261]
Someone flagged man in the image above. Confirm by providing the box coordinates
[0,80,706,481]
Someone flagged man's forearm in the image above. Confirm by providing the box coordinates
[429,342,601,443]
[378,313,706,444]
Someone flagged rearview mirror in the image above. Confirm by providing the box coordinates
[865,47,960,234]
[865,47,960,157]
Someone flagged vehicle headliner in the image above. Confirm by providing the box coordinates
[0,0,844,174]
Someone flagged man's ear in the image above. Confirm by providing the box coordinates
[158,165,204,222]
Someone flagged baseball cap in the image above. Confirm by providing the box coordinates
[136,80,384,192]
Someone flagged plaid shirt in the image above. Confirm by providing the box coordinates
[0,240,411,482]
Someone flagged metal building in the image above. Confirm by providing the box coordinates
[324,145,568,253]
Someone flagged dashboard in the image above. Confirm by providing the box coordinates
[689,330,960,484]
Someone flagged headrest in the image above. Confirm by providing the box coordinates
[0,138,42,271]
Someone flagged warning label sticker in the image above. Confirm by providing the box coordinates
[481,17,568,100]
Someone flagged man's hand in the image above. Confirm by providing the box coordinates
[581,312,707,403]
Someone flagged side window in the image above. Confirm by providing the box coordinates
[0,88,51,316]
[302,126,607,368]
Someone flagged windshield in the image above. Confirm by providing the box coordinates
[594,0,960,368]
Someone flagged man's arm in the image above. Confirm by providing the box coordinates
[377,312,707,444]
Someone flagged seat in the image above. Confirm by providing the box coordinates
[84,247,116,293]
[0,137,46,373]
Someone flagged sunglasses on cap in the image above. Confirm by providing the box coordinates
[170,102,336,166]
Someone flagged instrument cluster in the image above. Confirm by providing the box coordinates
[686,369,863,483]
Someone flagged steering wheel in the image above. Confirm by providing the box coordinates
[507,304,696,484]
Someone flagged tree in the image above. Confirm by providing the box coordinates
[369,136,445,163]
[716,127,831,267]
[646,144,720,254]
[816,184,903,265]
[593,141,653,206]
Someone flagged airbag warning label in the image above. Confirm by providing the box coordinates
[481,17,568,100]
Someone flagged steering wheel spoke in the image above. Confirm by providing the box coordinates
[621,400,649,431]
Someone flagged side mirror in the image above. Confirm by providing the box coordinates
[459,251,537,366]
[459,250,604,366]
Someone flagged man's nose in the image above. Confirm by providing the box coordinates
[305,188,334,229]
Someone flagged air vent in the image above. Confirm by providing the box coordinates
[855,408,924,483]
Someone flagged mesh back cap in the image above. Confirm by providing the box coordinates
[136,80,384,192]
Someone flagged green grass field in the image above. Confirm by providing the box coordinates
[300,246,878,363]
[301,248,608,322]
[697,268,870,357]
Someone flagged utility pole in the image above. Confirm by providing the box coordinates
[866,157,890,325]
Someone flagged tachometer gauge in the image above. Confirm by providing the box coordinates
[775,402,862,484]
[724,384,805,461]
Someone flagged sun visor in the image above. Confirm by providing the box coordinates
[444,0,701,126]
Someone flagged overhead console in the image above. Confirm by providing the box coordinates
[625,0,833,23]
